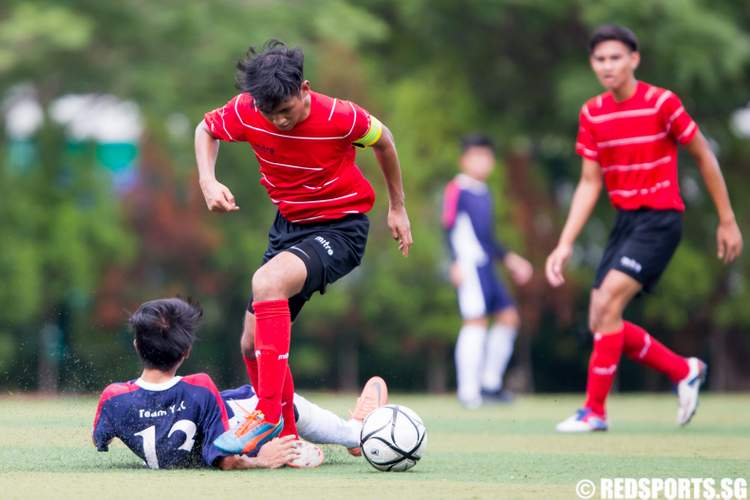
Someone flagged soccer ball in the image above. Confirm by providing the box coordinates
[360,404,427,472]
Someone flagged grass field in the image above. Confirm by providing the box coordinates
[0,392,748,499]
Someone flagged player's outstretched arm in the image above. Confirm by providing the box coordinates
[545,159,602,287]
[194,121,240,213]
[371,124,413,256]
[685,131,743,263]
[215,436,300,470]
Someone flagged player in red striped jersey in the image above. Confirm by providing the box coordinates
[194,41,412,454]
[545,25,743,432]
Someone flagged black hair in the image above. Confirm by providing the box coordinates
[588,24,639,53]
[235,39,305,114]
[460,133,495,153]
[129,298,202,371]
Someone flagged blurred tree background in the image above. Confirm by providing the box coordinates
[1,0,749,393]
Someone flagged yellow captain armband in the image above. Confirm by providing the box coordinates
[352,115,383,148]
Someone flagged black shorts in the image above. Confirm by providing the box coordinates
[247,211,370,321]
[594,209,682,293]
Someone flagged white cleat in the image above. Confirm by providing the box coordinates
[287,439,324,468]
[555,408,608,433]
[459,396,483,410]
[676,357,707,426]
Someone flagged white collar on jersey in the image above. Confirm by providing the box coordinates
[456,173,488,193]
[135,376,183,391]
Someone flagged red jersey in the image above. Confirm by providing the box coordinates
[575,81,698,212]
[204,91,383,223]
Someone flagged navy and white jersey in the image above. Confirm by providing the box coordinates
[220,384,300,429]
[442,174,507,265]
[220,384,258,429]
[93,373,230,469]
[443,174,513,319]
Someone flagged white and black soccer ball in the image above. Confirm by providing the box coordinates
[360,404,427,472]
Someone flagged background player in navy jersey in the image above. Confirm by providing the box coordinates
[195,40,411,455]
[442,134,533,409]
[545,25,743,432]
[93,298,388,469]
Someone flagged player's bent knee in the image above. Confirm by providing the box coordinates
[251,254,307,300]
[588,291,623,333]
[588,290,610,332]
[251,268,286,301]
[463,317,489,328]
[496,308,520,328]
[589,308,609,333]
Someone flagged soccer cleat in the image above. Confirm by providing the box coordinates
[214,410,283,455]
[480,388,515,404]
[555,408,608,432]
[459,396,483,410]
[347,376,388,457]
[676,357,707,426]
[287,439,324,468]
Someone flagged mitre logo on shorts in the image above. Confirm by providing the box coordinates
[620,256,643,273]
[314,236,334,256]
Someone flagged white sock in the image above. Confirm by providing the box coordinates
[293,393,360,448]
[481,323,517,391]
[455,324,486,402]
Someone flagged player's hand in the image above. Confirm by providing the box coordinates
[199,178,240,212]
[717,218,743,263]
[545,243,573,288]
[388,205,413,256]
[504,252,533,286]
[449,262,462,287]
[256,435,299,469]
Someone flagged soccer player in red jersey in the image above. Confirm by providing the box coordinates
[545,25,743,432]
[194,41,411,454]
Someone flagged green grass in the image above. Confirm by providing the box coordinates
[0,393,748,499]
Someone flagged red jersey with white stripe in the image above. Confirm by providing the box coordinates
[204,91,381,224]
[576,81,699,212]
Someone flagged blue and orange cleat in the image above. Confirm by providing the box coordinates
[555,407,608,433]
[214,409,283,455]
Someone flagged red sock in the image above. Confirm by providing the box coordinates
[280,365,298,438]
[621,321,689,383]
[253,299,291,424]
[243,354,260,390]
[584,327,624,417]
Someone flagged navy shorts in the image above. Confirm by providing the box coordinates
[594,209,682,293]
[456,261,514,320]
[247,211,369,321]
